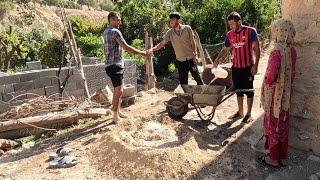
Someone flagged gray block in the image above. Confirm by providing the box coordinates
[26,61,42,70]
[3,90,27,102]
[4,84,14,94]
[51,77,60,87]
[99,64,107,72]
[0,85,5,93]
[0,100,10,114]
[19,72,40,82]
[63,82,77,91]
[63,89,85,98]
[39,69,57,78]
[34,77,53,88]
[0,75,20,85]
[123,84,135,98]
[45,86,60,96]
[26,88,45,98]
[14,81,35,91]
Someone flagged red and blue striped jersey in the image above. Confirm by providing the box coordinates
[225,26,258,68]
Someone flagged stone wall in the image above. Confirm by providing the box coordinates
[0,60,137,114]
[282,0,320,155]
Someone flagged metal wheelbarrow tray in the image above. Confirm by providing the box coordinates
[164,85,254,124]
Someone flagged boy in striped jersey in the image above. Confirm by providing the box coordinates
[213,12,261,123]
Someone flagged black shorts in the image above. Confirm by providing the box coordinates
[232,66,254,98]
[105,65,124,88]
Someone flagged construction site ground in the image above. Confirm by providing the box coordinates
[0,53,320,180]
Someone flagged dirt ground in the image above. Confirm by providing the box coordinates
[1,53,320,180]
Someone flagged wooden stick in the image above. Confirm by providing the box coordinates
[193,31,206,67]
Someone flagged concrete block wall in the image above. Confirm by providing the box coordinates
[0,60,137,114]
[282,0,320,155]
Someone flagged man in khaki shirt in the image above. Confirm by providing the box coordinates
[148,12,203,85]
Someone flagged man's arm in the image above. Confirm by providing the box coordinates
[251,40,260,75]
[213,46,229,67]
[151,39,168,52]
[190,30,198,63]
[120,42,146,56]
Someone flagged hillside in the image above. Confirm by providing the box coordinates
[0,3,109,37]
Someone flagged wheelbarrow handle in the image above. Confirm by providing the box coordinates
[219,89,255,105]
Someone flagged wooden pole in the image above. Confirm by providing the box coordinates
[193,30,206,67]
[145,31,156,90]
[59,4,90,99]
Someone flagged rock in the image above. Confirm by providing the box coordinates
[147,88,157,94]
[6,149,19,155]
[90,86,113,105]
[308,155,320,163]
[0,139,21,151]
[0,149,4,156]
[309,175,319,180]
[137,91,145,97]
[22,141,35,150]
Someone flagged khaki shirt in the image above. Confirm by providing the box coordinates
[164,25,195,62]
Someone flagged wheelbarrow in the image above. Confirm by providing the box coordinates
[164,85,254,124]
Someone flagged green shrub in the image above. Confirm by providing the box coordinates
[39,38,69,68]
[167,63,176,73]
[76,34,104,58]
[99,1,115,11]
[42,0,60,6]
[68,16,107,36]
[63,1,81,9]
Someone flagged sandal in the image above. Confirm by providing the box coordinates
[48,156,77,169]
[241,114,252,123]
[49,147,74,160]
[258,155,279,168]
[228,112,243,120]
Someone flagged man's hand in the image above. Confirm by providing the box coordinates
[146,49,154,57]
[193,54,199,64]
[251,64,258,75]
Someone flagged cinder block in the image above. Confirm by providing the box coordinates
[99,64,107,72]
[0,100,10,114]
[4,84,14,94]
[121,96,135,107]
[13,81,35,91]
[3,90,27,102]
[45,86,60,96]
[0,85,5,93]
[26,61,42,70]
[26,88,45,98]
[63,89,85,98]
[123,84,135,98]
[34,77,52,88]
[39,69,57,78]
[63,82,77,91]
[19,72,40,82]
[0,75,20,85]
[51,77,60,87]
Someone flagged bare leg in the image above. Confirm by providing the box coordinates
[112,84,123,123]
[247,97,253,115]
[237,96,244,116]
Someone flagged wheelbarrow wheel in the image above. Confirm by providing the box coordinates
[166,97,188,120]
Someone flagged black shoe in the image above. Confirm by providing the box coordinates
[228,112,243,120]
[241,114,251,123]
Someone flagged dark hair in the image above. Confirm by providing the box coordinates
[227,11,242,21]
[169,12,181,19]
[108,11,119,22]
